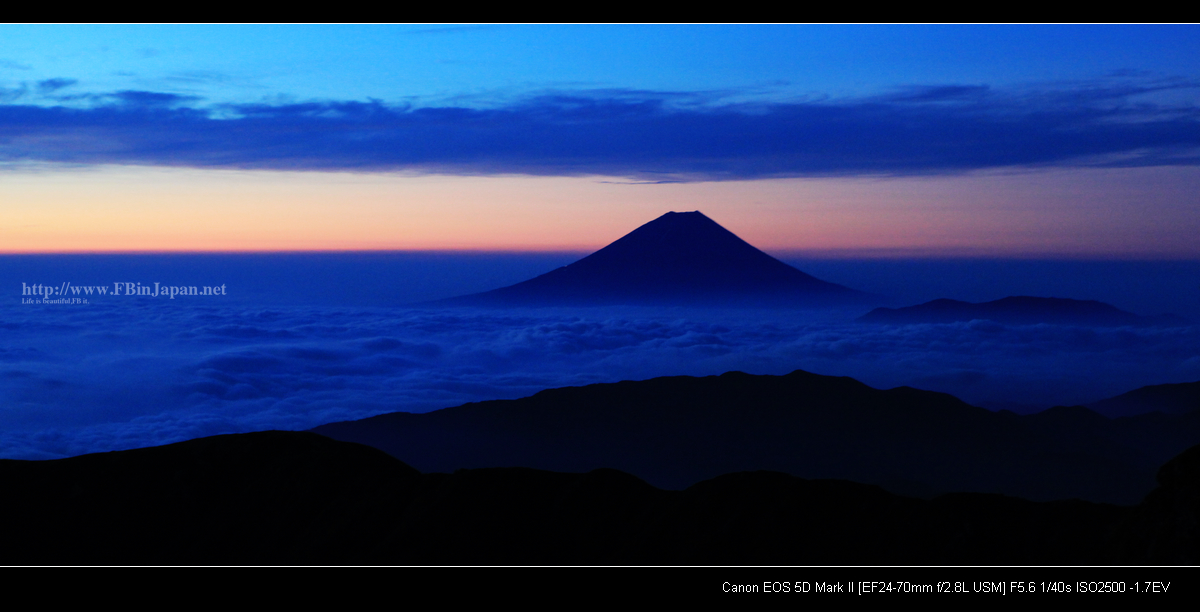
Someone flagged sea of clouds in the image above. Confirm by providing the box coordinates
[2,292,1198,460]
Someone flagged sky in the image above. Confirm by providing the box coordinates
[3,24,1200,256]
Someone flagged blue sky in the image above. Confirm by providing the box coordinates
[2,24,1199,254]
[6,25,1200,105]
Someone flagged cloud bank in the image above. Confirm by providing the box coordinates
[2,77,1200,180]
[1,297,1197,460]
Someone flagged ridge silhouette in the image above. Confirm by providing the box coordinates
[1088,380,1200,417]
[858,296,1185,326]
[10,429,1200,564]
[441,211,863,306]
[312,369,1200,504]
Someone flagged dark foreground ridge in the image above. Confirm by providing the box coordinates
[314,369,1200,505]
[859,296,1187,326]
[3,430,1199,565]
[439,211,865,306]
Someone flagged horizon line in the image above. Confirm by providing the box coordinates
[2,247,1200,261]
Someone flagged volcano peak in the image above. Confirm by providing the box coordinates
[443,211,863,306]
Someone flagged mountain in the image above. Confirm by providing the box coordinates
[1088,381,1200,418]
[439,211,864,306]
[0,431,417,565]
[6,429,1199,564]
[857,296,1183,326]
[312,369,1200,505]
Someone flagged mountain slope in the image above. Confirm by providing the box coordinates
[442,211,864,306]
[313,369,1200,504]
[9,429,1192,565]
[1088,380,1200,417]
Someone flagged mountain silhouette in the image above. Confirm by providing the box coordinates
[312,369,1200,504]
[440,211,864,306]
[1088,380,1200,418]
[857,296,1181,326]
[13,429,1200,564]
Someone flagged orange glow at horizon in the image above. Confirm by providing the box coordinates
[2,164,1198,258]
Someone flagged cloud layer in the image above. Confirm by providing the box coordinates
[3,77,1200,179]
[1,295,1197,460]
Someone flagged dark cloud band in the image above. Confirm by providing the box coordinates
[2,78,1199,179]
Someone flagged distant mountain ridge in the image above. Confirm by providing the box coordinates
[313,369,1200,505]
[858,296,1185,326]
[1088,380,1200,418]
[440,211,865,306]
